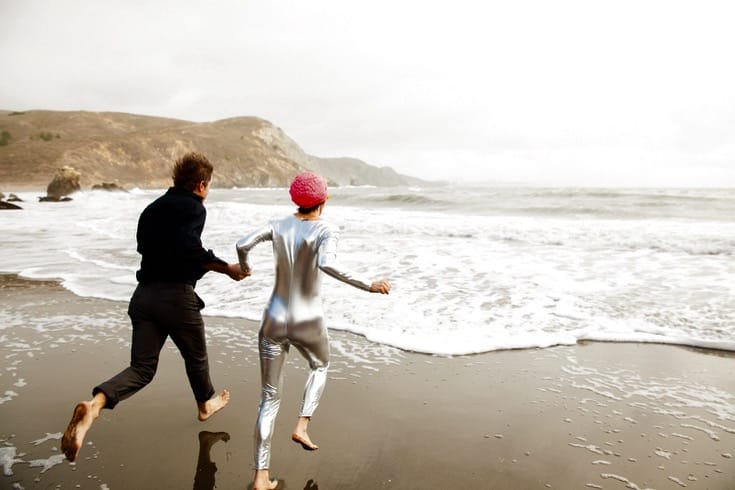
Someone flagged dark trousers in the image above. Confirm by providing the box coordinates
[94,282,215,409]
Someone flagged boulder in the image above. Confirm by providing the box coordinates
[46,166,81,199]
[39,196,73,202]
[0,201,22,210]
[92,182,127,192]
[7,193,23,202]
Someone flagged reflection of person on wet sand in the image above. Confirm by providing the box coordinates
[194,431,230,490]
[236,172,391,490]
[60,153,248,462]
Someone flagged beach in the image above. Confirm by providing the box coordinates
[1,274,733,489]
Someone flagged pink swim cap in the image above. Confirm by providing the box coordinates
[289,171,328,208]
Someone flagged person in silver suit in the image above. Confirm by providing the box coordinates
[236,171,391,490]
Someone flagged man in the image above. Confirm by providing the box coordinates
[61,152,248,462]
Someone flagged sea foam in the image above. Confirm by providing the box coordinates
[1,186,733,355]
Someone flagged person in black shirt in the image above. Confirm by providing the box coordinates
[61,152,248,462]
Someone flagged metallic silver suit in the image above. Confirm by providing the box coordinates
[236,215,372,470]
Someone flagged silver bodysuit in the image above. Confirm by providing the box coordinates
[236,215,372,470]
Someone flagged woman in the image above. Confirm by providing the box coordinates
[236,171,391,490]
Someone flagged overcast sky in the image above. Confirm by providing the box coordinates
[2,0,734,186]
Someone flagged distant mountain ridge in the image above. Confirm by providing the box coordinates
[0,110,423,189]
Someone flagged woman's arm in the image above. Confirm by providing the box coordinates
[235,223,273,274]
[317,227,390,294]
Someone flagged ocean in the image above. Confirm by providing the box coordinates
[2,185,734,356]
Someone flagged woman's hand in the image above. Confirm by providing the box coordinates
[369,279,391,294]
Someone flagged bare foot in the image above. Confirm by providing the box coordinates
[291,432,319,451]
[61,402,96,462]
[198,389,230,421]
[253,469,279,490]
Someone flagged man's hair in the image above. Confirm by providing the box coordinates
[172,152,214,191]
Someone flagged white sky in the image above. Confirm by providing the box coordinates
[2,0,734,186]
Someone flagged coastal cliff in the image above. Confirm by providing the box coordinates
[0,110,419,189]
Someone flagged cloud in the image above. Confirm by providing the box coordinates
[1,0,734,186]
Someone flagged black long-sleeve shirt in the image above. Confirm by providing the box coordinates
[135,187,226,286]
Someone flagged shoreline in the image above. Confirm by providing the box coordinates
[1,274,734,489]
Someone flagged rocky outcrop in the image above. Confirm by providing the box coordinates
[0,200,21,209]
[42,166,81,201]
[0,191,22,209]
[92,182,126,192]
[39,195,72,202]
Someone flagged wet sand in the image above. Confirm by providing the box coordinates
[1,274,734,489]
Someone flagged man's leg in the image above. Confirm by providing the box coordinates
[62,287,166,462]
[94,295,168,408]
[165,285,231,421]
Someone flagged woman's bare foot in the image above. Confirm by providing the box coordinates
[292,416,318,450]
[253,469,279,489]
[61,393,106,462]
[291,432,319,450]
[198,389,230,421]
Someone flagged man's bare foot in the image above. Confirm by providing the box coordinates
[253,469,279,490]
[198,389,230,421]
[61,402,96,462]
[291,432,319,451]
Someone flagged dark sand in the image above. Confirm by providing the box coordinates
[1,274,734,489]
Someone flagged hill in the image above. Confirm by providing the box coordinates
[0,110,421,189]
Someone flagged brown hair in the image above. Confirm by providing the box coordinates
[172,152,214,191]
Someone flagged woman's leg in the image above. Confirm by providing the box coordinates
[291,318,330,450]
[253,330,289,471]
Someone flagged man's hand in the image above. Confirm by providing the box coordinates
[369,279,391,294]
[226,263,250,281]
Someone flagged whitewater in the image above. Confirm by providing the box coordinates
[1,185,733,356]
